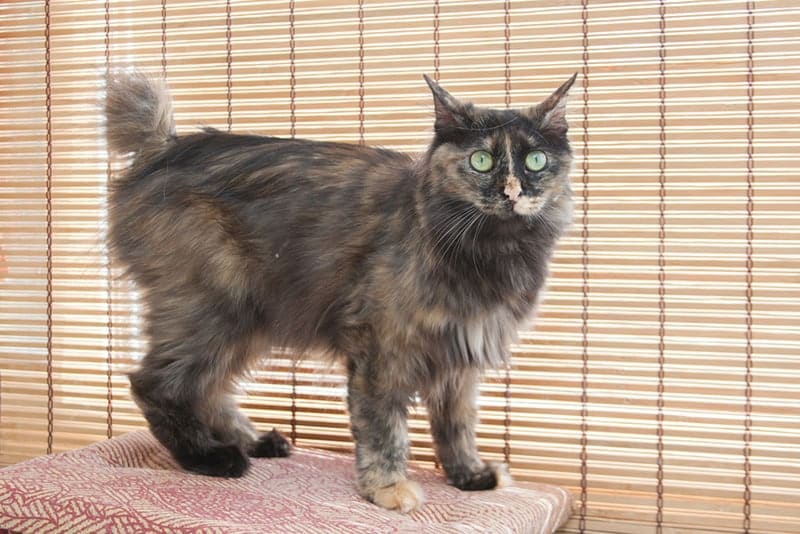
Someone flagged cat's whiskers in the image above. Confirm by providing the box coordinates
[452,211,485,272]
[428,217,474,273]
[456,211,484,256]
[424,207,474,273]
[469,212,489,279]
[529,206,560,235]
[428,205,476,251]
[439,209,485,272]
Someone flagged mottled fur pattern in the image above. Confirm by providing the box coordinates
[104,69,575,512]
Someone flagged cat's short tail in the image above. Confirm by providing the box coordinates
[104,69,176,155]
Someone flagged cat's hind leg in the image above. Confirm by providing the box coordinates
[129,298,258,477]
[130,364,251,477]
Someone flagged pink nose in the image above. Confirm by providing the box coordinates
[504,180,522,202]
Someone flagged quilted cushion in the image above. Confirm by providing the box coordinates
[0,431,572,533]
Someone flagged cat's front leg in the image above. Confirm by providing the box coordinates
[425,368,513,491]
[346,361,424,513]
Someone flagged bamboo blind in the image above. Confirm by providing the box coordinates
[1,1,799,532]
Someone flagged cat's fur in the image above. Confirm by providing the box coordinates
[104,70,575,512]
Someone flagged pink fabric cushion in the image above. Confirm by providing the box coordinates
[0,431,572,533]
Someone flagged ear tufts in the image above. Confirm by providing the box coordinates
[530,72,578,135]
[423,74,465,135]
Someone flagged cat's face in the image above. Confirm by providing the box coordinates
[424,75,576,222]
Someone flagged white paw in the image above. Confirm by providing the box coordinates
[488,462,514,489]
[372,479,425,513]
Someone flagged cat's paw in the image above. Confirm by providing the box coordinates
[371,480,425,513]
[177,443,250,478]
[449,462,513,491]
[489,461,513,488]
[249,429,291,458]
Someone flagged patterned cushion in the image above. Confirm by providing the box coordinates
[0,431,572,533]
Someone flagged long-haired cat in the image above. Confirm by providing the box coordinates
[104,70,575,513]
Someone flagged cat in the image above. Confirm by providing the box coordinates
[104,69,575,513]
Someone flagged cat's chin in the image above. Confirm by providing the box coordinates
[475,202,517,220]
[512,197,546,217]
[480,202,543,221]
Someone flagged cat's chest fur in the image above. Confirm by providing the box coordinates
[355,227,551,384]
[363,285,536,389]
[414,302,525,367]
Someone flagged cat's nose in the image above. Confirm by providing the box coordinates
[504,179,522,202]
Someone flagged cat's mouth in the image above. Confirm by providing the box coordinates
[510,194,546,217]
[480,195,546,220]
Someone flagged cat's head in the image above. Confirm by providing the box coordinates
[423,75,576,223]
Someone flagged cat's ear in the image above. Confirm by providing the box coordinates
[529,73,578,135]
[423,74,467,135]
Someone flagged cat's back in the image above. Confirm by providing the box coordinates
[117,128,413,196]
[110,128,416,255]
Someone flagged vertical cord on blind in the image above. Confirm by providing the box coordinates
[104,0,114,441]
[288,0,298,446]
[289,2,297,141]
[225,0,232,133]
[160,0,167,78]
[579,0,590,531]
[743,2,755,533]
[433,0,440,82]
[358,0,365,146]
[502,0,512,467]
[656,1,667,531]
[44,0,54,456]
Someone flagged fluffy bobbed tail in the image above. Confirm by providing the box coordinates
[104,69,176,155]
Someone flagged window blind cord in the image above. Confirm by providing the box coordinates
[44,0,54,457]
[358,0,365,147]
[160,0,167,79]
[579,0,591,531]
[225,0,232,133]
[656,1,667,532]
[103,0,114,442]
[743,1,756,532]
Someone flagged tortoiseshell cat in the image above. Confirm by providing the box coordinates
[104,70,575,512]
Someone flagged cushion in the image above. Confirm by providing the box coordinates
[0,431,572,533]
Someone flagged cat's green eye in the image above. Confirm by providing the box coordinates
[525,150,548,172]
[469,150,494,173]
